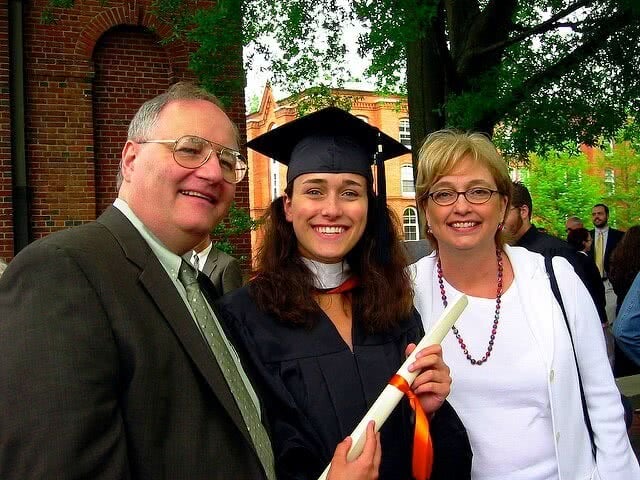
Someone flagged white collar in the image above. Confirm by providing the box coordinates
[301,257,351,289]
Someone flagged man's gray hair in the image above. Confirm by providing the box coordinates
[117,82,239,189]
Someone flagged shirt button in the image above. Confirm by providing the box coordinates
[556,432,560,443]
[549,369,555,382]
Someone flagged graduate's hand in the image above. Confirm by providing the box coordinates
[406,343,451,414]
[326,421,381,480]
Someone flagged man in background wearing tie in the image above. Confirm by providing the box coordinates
[186,235,243,297]
[590,203,625,325]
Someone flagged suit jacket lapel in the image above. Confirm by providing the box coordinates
[97,207,255,451]
[202,247,220,277]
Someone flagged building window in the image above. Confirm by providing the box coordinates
[403,207,418,241]
[268,123,280,200]
[399,118,411,147]
[604,168,615,194]
[401,164,415,197]
[270,159,281,199]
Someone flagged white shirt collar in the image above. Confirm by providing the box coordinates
[301,257,351,289]
[112,198,182,280]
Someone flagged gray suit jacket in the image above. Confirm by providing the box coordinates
[0,206,266,480]
[186,246,243,297]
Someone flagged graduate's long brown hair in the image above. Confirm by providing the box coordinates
[250,182,414,332]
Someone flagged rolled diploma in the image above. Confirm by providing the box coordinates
[318,294,468,480]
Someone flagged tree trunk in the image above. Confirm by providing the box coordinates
[406,11,447,170]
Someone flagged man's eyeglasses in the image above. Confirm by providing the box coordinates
[427,187,500,206]
[139,135,248,184]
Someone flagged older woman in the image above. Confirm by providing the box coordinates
[410,130,638,479]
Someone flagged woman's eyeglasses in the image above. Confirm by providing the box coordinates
[427,187,500,206]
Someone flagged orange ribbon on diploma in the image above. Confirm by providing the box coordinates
[316,294,468,480]
[389,374,433,480]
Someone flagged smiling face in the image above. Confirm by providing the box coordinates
[119,99,237,253]
[424,156,508,256]
[284,172,368,264]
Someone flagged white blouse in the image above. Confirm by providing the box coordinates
[433,273,558,479]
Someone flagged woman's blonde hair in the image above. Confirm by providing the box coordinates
[415,130,512,249]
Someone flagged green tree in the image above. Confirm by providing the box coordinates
[238,0,640,160]
[598,127,640,229]
[212,202,260,257]
[517,151,601,236]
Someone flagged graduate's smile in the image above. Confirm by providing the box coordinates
[285,173,368,263]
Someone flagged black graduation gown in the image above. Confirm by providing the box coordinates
[218,285,471,480]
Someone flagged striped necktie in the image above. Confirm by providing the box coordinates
[177,261,276,480]
[191,251,200,271]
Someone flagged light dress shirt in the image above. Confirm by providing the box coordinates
[112,199,260,413]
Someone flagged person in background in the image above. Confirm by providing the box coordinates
[609,225,640,377]
[504,182,607,325]
[218,108,472,480]
[186,234,243,296]
[565,216,584,235]
[565,227,607,325]
[0,83,378,480]
[567,226,614,366]
[613,271,640,367]
[590,203,625,325]
[410,129,638,479]
[567,227,592,254]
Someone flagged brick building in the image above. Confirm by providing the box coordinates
[246,84,421,260]
[0,0,250,264]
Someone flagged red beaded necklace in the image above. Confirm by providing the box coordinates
[437,249,504,366]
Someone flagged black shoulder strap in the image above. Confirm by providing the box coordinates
[544,256,596,457]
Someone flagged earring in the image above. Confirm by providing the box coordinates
[497,222,504,231]
[427,223,432,234]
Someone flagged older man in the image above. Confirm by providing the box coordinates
[0,83,377,479]
[565,216,584,235]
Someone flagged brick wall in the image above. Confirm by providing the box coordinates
[92,25,189,215]
[0,0,250,264]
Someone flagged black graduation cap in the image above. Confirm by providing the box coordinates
[245,106,410,203]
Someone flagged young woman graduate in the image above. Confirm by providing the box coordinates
[217,108,471,480]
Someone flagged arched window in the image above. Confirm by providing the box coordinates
[399,118,411,147]
[403,207,418,241]
[401,164,415,196]
[356,115,369,123]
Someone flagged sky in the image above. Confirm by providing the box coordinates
[243,8,373,109]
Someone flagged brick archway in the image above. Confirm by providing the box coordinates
[92,25,193,215]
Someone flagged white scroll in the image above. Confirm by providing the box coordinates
[318,294,468,480]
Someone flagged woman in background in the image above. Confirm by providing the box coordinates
[567,227,593,255]
[609,225,640,376]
